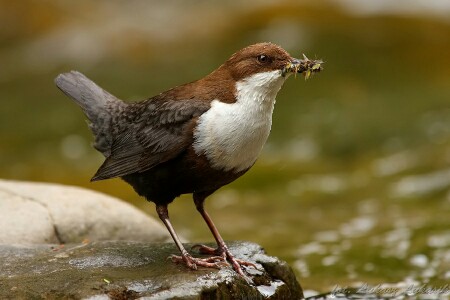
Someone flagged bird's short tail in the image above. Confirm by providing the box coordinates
[55,71,125,156]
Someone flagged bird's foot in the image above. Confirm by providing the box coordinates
[191,244,257,277]
[169,253,225,270]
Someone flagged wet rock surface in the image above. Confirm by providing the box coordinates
[0,179,170,244]
[0,241,303,299]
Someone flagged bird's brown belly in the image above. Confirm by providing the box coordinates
[121,147,248,205]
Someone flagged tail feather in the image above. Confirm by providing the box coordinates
[55,71,124,156]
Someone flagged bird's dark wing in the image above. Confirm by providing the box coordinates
[91,99,211,181]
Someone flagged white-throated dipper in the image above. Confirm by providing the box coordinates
[55,42,322,277]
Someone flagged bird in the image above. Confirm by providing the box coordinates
[55,42,322,277]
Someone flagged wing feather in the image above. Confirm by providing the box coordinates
[91,99,210,181]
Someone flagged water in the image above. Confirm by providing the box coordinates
[1,1,449,296]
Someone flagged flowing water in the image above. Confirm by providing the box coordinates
[1,1,449,297]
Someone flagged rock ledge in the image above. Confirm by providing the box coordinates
[0,241,303,299]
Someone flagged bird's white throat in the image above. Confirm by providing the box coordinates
[193,70,286,172]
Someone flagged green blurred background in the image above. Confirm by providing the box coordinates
[1,0,449,294]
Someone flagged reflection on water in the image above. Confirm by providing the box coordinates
[1,0,449,294]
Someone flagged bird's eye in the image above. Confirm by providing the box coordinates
[257,54,270,64]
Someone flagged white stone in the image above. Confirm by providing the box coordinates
[0,189,58,244]
[0,179,170,244]
[409,254,428,268]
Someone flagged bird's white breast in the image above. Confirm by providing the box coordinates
[193,70,286,172]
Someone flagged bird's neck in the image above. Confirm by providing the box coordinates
[193,70,286,172]
[235,70,285,111]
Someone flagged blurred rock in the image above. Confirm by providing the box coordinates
[0,179,170,244]
[390,168,450,198]
[0,241,303,299]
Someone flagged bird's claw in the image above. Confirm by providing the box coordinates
[191,244,258,276]
[169,254,223,270]
[191,244,219,255]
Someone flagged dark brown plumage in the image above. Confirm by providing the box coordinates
[55,42,322,278]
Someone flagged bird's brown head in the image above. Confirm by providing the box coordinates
[178,43,322,104]
[219,42,323,82]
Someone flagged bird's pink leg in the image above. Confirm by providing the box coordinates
[156,204,224,270]
[192,194,257,277]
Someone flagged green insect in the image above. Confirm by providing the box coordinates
[283,53,323,80]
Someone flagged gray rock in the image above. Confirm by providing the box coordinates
[0,189,58,244]
[0,241,303,299]
[0,179,170,244]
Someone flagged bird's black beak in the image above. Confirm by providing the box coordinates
[282,54,323,79]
